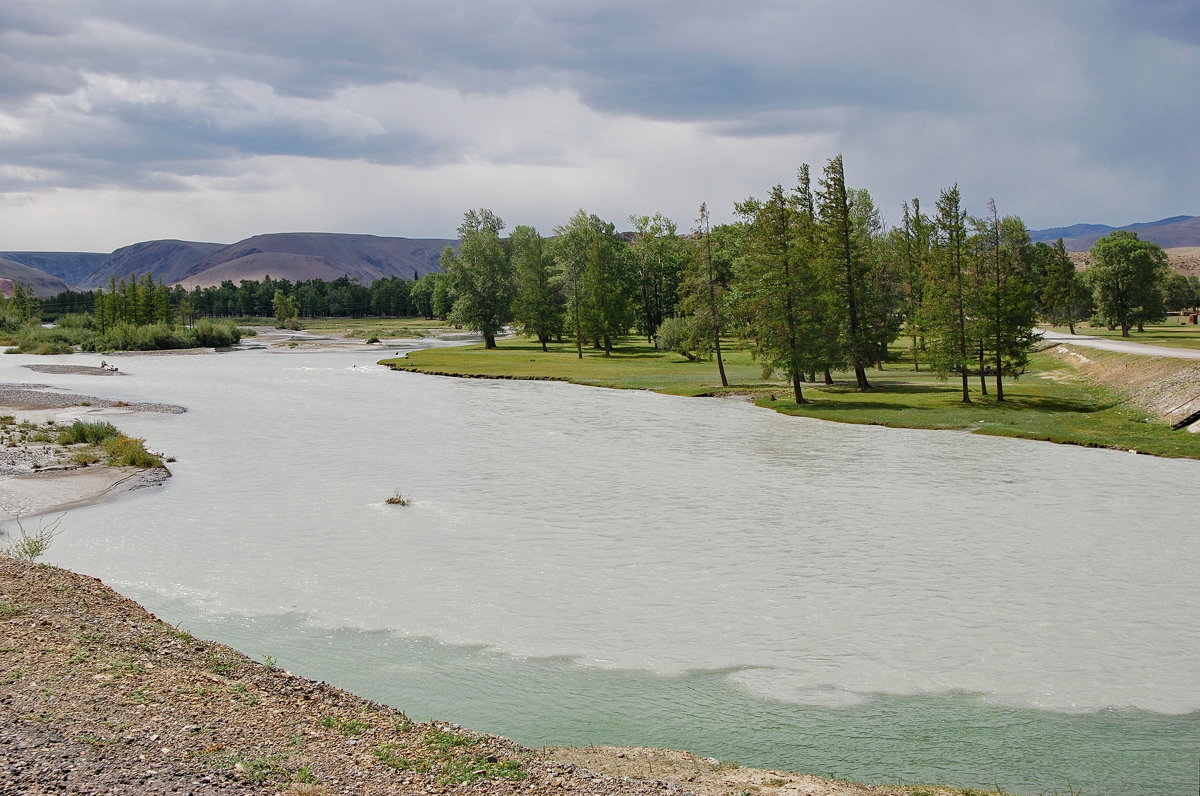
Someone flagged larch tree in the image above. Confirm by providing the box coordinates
[893,199,933,370]
[443,209,513,348]
[735,179,826,403]
[924,185,975,403]
[1039,238,1090,334]
[971,200,1038,401]
[678,202,729,387]
[816,155,872,391]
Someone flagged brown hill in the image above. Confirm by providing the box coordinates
[81,240,226,289]
[179,232,451,286]
[174,252,371,288]
[0,256,75,298]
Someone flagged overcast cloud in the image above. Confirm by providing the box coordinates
[1,0,1196,251]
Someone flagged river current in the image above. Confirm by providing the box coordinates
[8,346,1198,795]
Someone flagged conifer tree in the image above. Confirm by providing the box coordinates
[816,155,871,390]
[924,185,974,402]
[1040,239,1090,334]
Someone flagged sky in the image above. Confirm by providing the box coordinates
[1,0,1197,253]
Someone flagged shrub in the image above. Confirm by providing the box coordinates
[191,319,243,348]
[101,435,164,468]
[2,516,65,561]
[56,420,119,445]
[8,325,93,354]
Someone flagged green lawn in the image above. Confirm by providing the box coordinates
[1042,320,1200,350]
[383,335,1200,459]
[299,317,453,340]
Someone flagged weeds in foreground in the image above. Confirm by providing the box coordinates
[374,726,526,785]
[1,515,66,561]
[317,716,369,735]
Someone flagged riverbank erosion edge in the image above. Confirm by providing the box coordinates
[381,341,1200,459]
[1,558,1007,796]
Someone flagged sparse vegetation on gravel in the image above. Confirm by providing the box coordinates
[0,558,1021,796]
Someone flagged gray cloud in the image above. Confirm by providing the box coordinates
[0,0,1195,240]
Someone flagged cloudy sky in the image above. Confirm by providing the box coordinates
[1,0,1196,252]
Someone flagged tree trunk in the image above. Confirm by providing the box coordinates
[792,372,807,404]
[960,370,971,403]
[484,332,496,349]
[824,368,833,385]
[995,352,1005,402]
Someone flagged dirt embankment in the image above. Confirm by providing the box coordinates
[1067,246,1200,277]
[0,560,992,796]
[1049,345,1200,426]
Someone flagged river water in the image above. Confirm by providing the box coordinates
[8,346,1198,795]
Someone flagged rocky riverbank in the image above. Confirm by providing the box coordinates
[0,378,181,519]
[0,559,995,796]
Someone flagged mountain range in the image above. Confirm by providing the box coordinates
[1,233,454,297]
[2,215,1198,299]
[1028,215,1199,250]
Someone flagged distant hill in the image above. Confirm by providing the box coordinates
[0,256,75,298]
[1031,215,1199,250]
[177,233,451,288]
[83,240,226,288]
[0,233,453,292]
[0,252,108,286]
[174,252,370,289]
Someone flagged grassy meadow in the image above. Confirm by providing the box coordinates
[383,333,1200,459]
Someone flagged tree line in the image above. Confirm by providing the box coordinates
[18,154,1198,374]
[437,155,1194,404]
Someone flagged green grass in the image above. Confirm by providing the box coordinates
[301,316,453,340]
[1043,320,1200,350]
[384,335,1200,459]
[384,336,776,396]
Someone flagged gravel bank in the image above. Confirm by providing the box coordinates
[0,559,994,796]
[0,382,184,414]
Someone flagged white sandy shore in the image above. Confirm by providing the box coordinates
[0,369,181,521]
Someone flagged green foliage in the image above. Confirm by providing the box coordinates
[1040,239,1092,332]
[56,420,119,445]
[510,225,562,349]
[1087,230,1170,335]
[318,716,369,735]
[2,515,65,561]
[655,314,711,361]
[445,209,514,348]
[374,728,526,785]
[552,209,637,356]
[5,325,93,354]
[101,435,164,468]
[628,212,688,341]
[272,289,300,329]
